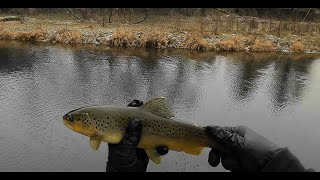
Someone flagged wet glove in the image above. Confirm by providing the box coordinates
[106,100,169,172]
[205,125,281,172]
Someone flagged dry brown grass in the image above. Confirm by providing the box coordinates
[1,12,319,53]
[215,36,246,51]
[0,29,13,39]
[183,32,211,50]
[10,32,29,41]
[52,28,83,44]
[0,27,49,42]
[290,41,305,53]
[140,31,170,48]
[29,28,49,41]
[110,28,137,47]
[110,28,172,48]
[251,39,277,52]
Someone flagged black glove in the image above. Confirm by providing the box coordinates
[106,100,169,172]
[206,125,281,172]
[126,99,169,155]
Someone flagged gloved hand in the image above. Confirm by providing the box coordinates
[206,125,281,172]
[106,100,169,172]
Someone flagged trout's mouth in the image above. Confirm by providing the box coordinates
[63,119,74,130]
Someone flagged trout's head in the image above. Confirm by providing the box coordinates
[63,107,95,136]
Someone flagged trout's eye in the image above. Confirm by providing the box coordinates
[66,114,74,122]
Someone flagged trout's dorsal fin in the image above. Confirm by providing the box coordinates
[90,134,102,151]
[139,97,175,119]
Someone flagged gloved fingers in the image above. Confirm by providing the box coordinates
[127,100,144,107]
[222,126,247,137]
[221,155,241,172]
[120,119,142,147]
[205,126,226,140]
[205,126,245,150]
[155,146,169,156]
[208,149,221,167]
[136,148,149,162]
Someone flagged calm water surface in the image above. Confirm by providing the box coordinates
[0,41,319,172]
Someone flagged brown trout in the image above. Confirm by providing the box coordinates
[63,97,214,164]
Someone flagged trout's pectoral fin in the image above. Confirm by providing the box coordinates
[90,134,102,151]
[145,149,161,164]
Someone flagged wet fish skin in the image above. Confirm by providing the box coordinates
[63,97,214,164]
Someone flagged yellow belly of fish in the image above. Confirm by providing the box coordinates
[101,130,211,164]
[137,135,210,164]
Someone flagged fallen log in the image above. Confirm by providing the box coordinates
[0,16,25,22]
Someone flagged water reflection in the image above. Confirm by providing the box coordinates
[271,57,314,111]
[221,53,316,112]
[226,53,273,103]
[0,40,319,171]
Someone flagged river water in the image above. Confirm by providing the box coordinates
[0,40,319,172]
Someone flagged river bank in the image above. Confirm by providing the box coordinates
[1,12,320,53]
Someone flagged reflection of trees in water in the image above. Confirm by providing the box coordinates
[70,48,214,112]
[136,55,213,112]
[226,53,272,103]
[270,58,314,110]
[0,43,36,74]
[225,53,316,110]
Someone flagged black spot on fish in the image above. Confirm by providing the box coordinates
[107,117,109,119]
[95,126,97,129]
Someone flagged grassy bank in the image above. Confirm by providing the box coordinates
[1,10,320,53]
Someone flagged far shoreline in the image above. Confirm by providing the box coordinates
[1,12,320,54]
[2,39,319,63]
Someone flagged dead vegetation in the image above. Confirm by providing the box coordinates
[251,39,277,52]
[290,41,305,53]
[0,27,49,41]
[215,36,246,51]
[0,8,320,53]
[183,32,211,50]
[52,28,83,44]
[110,28,136,47]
